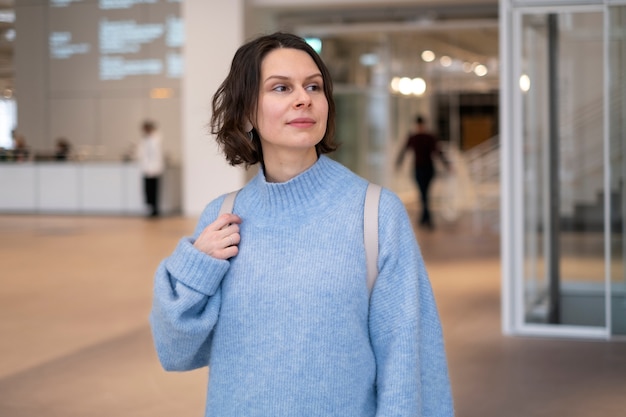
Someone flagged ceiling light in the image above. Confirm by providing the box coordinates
[411,77,426,95]
[390,77,401,92]
[398,77,413,95]
[4,29,15,42]
[519,74,531,92]
[421,50,435,62]
[474,64,488,77]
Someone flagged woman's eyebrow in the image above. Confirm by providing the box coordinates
[263,73,323,83]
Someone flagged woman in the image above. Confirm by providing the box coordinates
[150,32,453,416]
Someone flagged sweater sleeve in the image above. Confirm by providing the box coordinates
[149,198,231,372]
[369,190,454,417]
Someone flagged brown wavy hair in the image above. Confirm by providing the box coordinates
[210,32,337,167]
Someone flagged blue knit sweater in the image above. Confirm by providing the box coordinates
[150,155,454,416]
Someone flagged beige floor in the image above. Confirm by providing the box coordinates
[1,208,625,417]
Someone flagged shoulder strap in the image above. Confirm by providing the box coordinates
[218,185,381,296]
[218,190,239,216]
[364,183,382,295]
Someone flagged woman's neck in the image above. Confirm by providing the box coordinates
[262,148,318,183]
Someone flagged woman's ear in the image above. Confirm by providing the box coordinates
[244,119,253,133]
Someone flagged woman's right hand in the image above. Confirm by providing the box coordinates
[193,213,242,260]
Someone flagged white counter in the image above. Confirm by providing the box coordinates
[0,162,181,215]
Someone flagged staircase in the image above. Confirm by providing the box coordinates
[462,136,501,233]
[562,187,624,232]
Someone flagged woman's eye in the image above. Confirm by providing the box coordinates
[306,84,322,91]
[273,85,288,92]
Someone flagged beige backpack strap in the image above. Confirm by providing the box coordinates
[364,183,382,295]
[218,190,239,216]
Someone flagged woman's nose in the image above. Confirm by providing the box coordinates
[294,88,312,108]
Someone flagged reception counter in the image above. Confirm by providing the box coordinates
[0,162,181,215]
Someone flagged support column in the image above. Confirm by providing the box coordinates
[182,0,246,216]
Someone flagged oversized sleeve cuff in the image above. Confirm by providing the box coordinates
[165,236,230,295]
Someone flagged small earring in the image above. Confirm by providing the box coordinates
[243,120,254,141]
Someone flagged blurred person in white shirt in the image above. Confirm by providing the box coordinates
[137,120,165,218]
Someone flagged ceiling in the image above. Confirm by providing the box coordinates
[274,4,500,90]
[0,2,499,94]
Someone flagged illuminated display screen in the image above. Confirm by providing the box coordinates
[48,0,182,91]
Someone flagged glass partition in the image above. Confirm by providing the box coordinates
[503,0,626,339]
[334,90,388,183]
[519,10,607,329]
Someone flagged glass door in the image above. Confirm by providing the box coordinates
[517,8,608,334]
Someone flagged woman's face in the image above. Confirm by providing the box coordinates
[255,48,328,159]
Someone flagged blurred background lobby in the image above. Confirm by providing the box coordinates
[1,0,625,416]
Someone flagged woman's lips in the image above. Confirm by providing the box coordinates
[288,118,315,127]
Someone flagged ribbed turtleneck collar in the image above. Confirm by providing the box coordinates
[239,155,349,221]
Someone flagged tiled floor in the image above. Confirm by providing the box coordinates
[0,208,625,416]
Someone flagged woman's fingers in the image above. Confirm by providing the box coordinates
[213,213,242,231]
[218,244,239,260]
[193,214,242,259]
[223,231,240,247]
